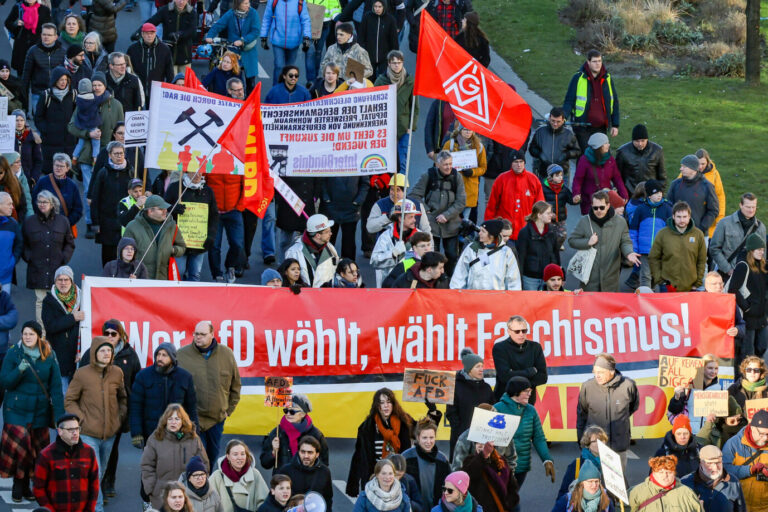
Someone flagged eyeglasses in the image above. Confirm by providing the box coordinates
[105,330,119,337]
[441,487,455,495]
[36,201,50,205]
[592,206,606,211]
[190,472,207,479]
[746,367,763,374]
[283,408,299,415]
[59,426,81,433]
[509,328,528,334]
[286,74,299,78]
[111,152,124,156]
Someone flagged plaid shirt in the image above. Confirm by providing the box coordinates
[435,1,460,38]
[34,437,99,512]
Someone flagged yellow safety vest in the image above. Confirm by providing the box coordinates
[119,195,137,235]
[573,72,614,118]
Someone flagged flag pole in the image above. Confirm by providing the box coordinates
[399,94,418,240]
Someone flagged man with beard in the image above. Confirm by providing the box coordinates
[681,444,746,511]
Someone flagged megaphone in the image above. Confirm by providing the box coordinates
[286,491,326,512]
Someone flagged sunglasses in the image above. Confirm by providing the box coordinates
[283,408,300,415]
[286,73,299,78]
[592,206,606,211]
[746,368,763,374]
[509,329,528,334]
[441,487,455,495]
[105,330,119,337]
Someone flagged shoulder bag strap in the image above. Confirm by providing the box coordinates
[49,176,69,218]
[469,246,503,268]
[739,448,766,467]
[25,355,52,404]
[225,485,251,512]
[726,222,759,263]
[636,489,669,511]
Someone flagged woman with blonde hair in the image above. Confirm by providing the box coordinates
[141,404,209,510]
[694,148,726,237]
[442,123,487,224]
[667,354,723,433]
[210,439,269,512]
[0,320,64,502]
[353,459,411,512]
[203,52,245,97]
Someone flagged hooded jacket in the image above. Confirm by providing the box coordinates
[410,166,467,239]
[450,242,522,291]
[359,2,399,65]
[391,262,449,289]
[648,216,707,291]
[277,454,334,509]
[206,7,261,79]
[127,38,175,102]
[576,371,639,452]
[180,472,223,512]
[667,172,719,235]
[33,67,76,172]
[285,233,339,287]
[653,430,701,477]
[491,338,547,402]
[568,210,634,292]
[371,223,420,287]
[722,426,768,512]
[629,199,673,255]
[494,393,551,473]
[260,0,312,49]
[22,39,66,94]
[484,168,544,241]
[615,140,666,192]
[528,123,580,177]
[102,237,150,279]
[563,62,620,128]
[64,338,128,440]
[123,210,186,280]
[41,284,81,378]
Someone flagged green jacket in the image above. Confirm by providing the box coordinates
[648,217,707,291]
[67,96,124,166]
[568,211,634,292]
[373,73,419,138]
[494,393,551,473]
[177,341,242,431]
[123,211,186,280]
[628,477,703,512]
[0,342,65,428]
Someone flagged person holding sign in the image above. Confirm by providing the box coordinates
[371,199,422,287]
[494,377,554,489]
[353,459,411,512]
[667,354,723,435]
[556,425,608,501]
[695,397,745,449]
[442,123,487,224]
[446,349,494,459]
[653,415,701,478]
[628,455,702,511]
[403,418,452,509]
[461,442,519,512]
[728,356,768,423]
[551,460,613,512]
[721,410,768,512]
[680,445,746,512]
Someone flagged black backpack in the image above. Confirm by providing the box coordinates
[425,167,459,203]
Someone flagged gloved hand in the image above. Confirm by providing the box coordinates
[203,238,214,251]
[130,31,139,42]
[17,359,30,373]
[132,435,145,449]
[393,241,406,257]
[481,441,494,458]
[526,367,538,378]
[302,37,311,51]
[174,203,186,215]
[290,283,302,295]
[425,398,437,413]
[168,31,180,42]
[261,37,269,50]
[544,460,555,483]
[461,169,473,177]
[751,462,766,475]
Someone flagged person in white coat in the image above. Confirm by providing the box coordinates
[209,440,269,512]
[450,219,522,290]
[371,199,423,287]
[284,214,339,288]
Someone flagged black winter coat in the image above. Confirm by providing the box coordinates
[91,162,134,246]
[93,145,144,178]
[445,371,494,456]
[130,363,199,439]
[615,140,666,193]
[259,420,330,471]
[83,49,109,75]
[5,3,52,74]
[41,290,80,378]
[15,129,43,183]
[728,378,768,422]
[89,0,126,45]
[491,338,548,403]
[106,72,144,112]
[34,68,77,174]
[276,177,318,233]
[542,180,574,223]
[515,221,559,279]
[22,212,75,289]
[102,257,149,279]
[257,494,286,512]
[126,39,175,103]
[165,183,219,255]
[22,41,66,94]
[277,455,334,510]
[454,32,490,67]
[147,2,197,66]
[667,174,719,234]
[727,261,768,330]
[527,123,580,177]
[485,138,529,180]
[320,176,370,224]
[653,430,700,477]
[359,11,399,66]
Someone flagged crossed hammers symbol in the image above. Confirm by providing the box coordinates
[175,107,224,146]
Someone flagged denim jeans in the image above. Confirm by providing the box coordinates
[262,201,276,259]
[397,133,410,174]
[273,46,300,85]
[209,209,245,278]
[522,275,543,291]
[61,376,70,395]
[304,23,330,81]
[201,420,225,471]
[28,92,41,118]
[81,434,116,512]
[138,0,157,28]
[80,163,93,224]
[1,282,9,295]
[183,252,206,281]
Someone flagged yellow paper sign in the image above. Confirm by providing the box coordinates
[176,202,208,250]
[692,390,729,417]
[264,376,293,408]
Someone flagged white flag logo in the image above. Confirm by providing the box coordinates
[442,60,490,126]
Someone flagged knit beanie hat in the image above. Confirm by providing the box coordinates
[154,342,178,366]
[186,456,207,478]
[680,154,700,172]
[261,268,281,286]
[481,219,504,240]
[727,396,742,417]
[607,190,626,209]
[509,150,525,162]
[542,264,564,282]
[505,376,531,397]
[292,393,312,414]
[55,265,74,282]
[587,132,609,149]
[671,415,692,434]
[91,71,107,86]
[751,409,768,427]
[460,347,483,373]
[78,78,92,95]
[576,460,601,484]
[66,44,83,60]
[745,233,765,252]
[11,109,25,122]
[2,152,21,166]
[22,320,43,338]
[444,471,470,495]
[631,124,649,141]
[645,180,663,197]
[546,164,564,176]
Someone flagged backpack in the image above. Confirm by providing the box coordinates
[424,167,459,204]
[272,0,304,14]
[42,88,77,109]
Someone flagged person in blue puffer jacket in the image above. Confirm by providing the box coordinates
[628,179,672,289]
[0,193,22,295]
[260,0,312,84]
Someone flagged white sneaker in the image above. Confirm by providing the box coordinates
[226,267,236,284]
[142,501,152,512]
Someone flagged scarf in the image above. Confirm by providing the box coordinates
[22,344,41,361]
[387,66,405,89]
[580,488,602,512]
[22,1,40,34]
[584,146,610,166]
[280,415,313,455]
[647,197,664,208]
[546,179,563,194]
[338,39,353,53]
[649,474,675,491]
[195,338,217,358]
[580,447,601,469]
[64,58,79,74]
[16,127,30,142]
[441,495,473,512]
[302,230,326,254]
[109,158,127,170]
[234,7,248,18]
[454,133,471,151]
[695,468,722,490]
[374,413,401,458]
[415,443,439,463]
[588,206,614,228]
[187,477,210,498]
[392,221,416,242]
[742,378,766,392]
[183,173,205,189]
[482,451,511,494]
[110,71,126,85]
[221,457,250,483]
[332,274,358,288]
[55,285,78,313]
[60,31,84,47]
[52,86,69,100]
[364,477,403,511]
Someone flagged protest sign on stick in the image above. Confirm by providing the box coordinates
[597,440,629,504]
[658,355,705,388]
[264,376,293,408]
[467,408,520,446]
[402,368,456,404]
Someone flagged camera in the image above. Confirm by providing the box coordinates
[459,219,480,238]
[757,472,768,482]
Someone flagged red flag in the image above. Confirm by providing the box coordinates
[217,83,260,163]
[413,12,532,149]
[184,67,207,91]
[240,84,273,218]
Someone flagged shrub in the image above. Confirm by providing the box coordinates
[623,33,658,51]
[653,19,703,45]
[712,52,745,77]
[715,10,746,46]
[643,0,680,24]
[575,17,623,51]
[700,41,736,61]
[559,0,610,25]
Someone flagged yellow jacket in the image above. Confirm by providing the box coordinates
[677,160,725,237]
[443,132,487,208]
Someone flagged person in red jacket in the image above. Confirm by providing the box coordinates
[206,172,245,283]
[484,150,544,241]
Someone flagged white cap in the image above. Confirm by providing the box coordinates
[307,214,334,233]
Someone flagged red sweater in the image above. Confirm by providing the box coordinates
[485,169,544,240]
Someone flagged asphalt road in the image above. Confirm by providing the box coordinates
[0,3,650,511]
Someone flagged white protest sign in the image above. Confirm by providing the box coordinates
[0,115,14,152]
[597,440,628,504]
[450,149,478,171]
[124,111,150,147]
[272,175,305,216]
[467,407,520,446]
[0,96,8,116]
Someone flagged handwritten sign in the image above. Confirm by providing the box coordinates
[0,97,7,116]
[598,440,629,504]
[273,175,306,216]
[0,115,14,152]
[745,398,768,421]
[176,202,208,250]
[124,111,149,148]
[450,150,479,171]
[402,368,456,404]
[467,407,520,446]
[264,376,293,408]
[307,3,326,39]
[693,390,729,417]
[658,355,705,388]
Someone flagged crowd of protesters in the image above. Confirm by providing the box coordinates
[0,0,763,511]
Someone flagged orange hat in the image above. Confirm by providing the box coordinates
[671,415,692,434]
[648,455,678,472]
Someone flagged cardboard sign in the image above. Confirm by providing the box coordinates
[597,440,629,504]
[0,96,7,116]
[307,3,326,39]
[346,58,366,81]
[658,355,705,388]
[450,150,479,171]
[264,376,293,407]
[124,111,149,148]
[692,390,729,417]
[745,398,768,421]
[0,115,14,152]
[467,408,519,446]
[176,201,209,250]
[402,368,456,404]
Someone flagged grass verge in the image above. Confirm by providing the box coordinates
[477,0,768,221]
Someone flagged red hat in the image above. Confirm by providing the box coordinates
[543,264,564,282]
[607,190,626,210]
[671,414,692,434]
[141,23,157,32]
